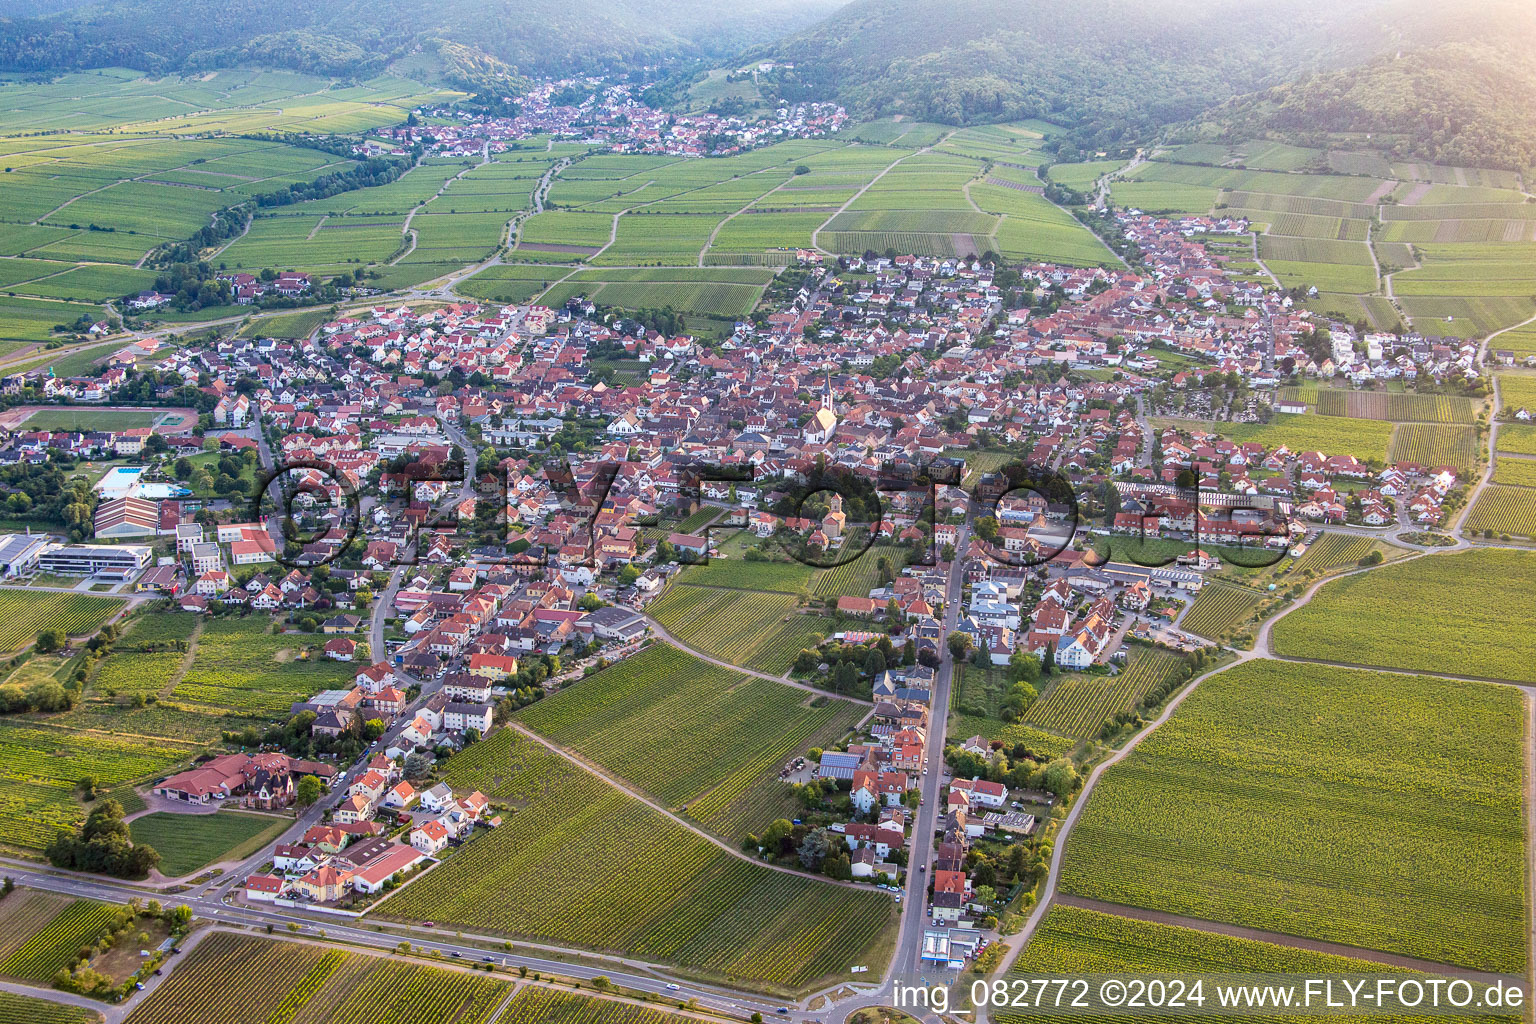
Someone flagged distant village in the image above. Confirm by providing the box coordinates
[367,77,849,159]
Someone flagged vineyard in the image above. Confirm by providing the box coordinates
[808,538,908,600]
[0,990,99,1024]
[1023,649,1188,738]
[122,932,510,1024]
[0,722,190,849]
[1387,423,1481,473]
[1288,532,1376,575]
[648,584,828,675]
[1271,548,1534,682]
[677,558,813,593]
[519,643,860,838]
[0,890,72,964]
[1059,660,1526,974]
[1003,906,1518,1024]
[374,729,895,991]
[501,990,696,1024]
[1314,389,1474,423]
[1464,484,1536,538]
[0,591,124,655]
[1494,457,1536,487]
[0,898,120,982]
[1178,584,1263,640]
[172,616,352,715]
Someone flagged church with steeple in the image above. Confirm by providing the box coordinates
[803,371,838,444]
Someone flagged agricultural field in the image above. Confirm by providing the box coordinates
[539,267,775,319]
[0,897,120,982]
[1494,458,1536,487]
[1044,160,1125,192]
[1496,424,1536,456]
[1178,583,1265,640]
[807,540,908,600]
[1463,484,1536,539]
[0,989,98,1024]
[170,615,353,715]
[0,295,102,348]
[519,643,860,838]
[236,307,331,340]
[454,265,569,305]
[500,989,695,1024]
[1060,659,1525,974]
[1153,414,1393,461]
[1022,648,1187,738]
[1288,532,1377,576]
[373,728,895,991]
[0,590,123,655]
[128,811,290,877]
[647,583,827,676]
[0,720,189,849]
[1387,423,1482,474]
[1271,548,1532,681]
[1005,906,1520,1024]
[1314,389,1474,423]
[1496,374,1536,416]
[121,931,509,1024]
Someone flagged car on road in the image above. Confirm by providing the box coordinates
[666,983,681,991]
[450,951,462,958]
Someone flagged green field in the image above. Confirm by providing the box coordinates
[1463,484,1536,539]
[1005,905,1520,1023]
[539,267,775,319]
[1179,583,1264,641]
[1314,389,1474,423]
[1387,423,1482,473]
[0,590,124,654]
[518,643,860,838]
[1023,648,1187,738]
[1060,659,1525,973]
[170,615,353,715]
[0,989,99,1024]
[20,408,157,431]
[122,931,508,1024]
[0,897,120,982]
[1288,533,1377,576]
[372,728,895,991]
[1271,548,1533,682]
[647,583,827,676]
[128,811,290,877]
[1153,414,1393,461]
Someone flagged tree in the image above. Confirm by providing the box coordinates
[35,628,65,654]
[1042,758,1080,798]
[362,718,386,741]
[947,631,973,659]
[1008,649,1040,684]
[797,827,836,870]
[404,752,433,779]
[295,775,324,808]
[862,649,886,678]
[761,818,794,854]
[974,516,999,542]
[972,884,998,910]
[1042,641,1056,675]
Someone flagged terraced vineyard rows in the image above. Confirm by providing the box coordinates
[648,584,827,674]
[1387,423,1481,473]
[807,537,909,600]
[0,899,120,982]
[1464,484,1536,538]
[1003,906,1520,1024]
[519,643,859,838]
[375,729,894,990]
[1179,584,1264,640]
[122,932,510,1024]
[1315,389,1474,423]
[1289,533,1376,575]
[0,591,124,654]
[1023,649,1188,738]
[500,989,696,1024]
[1060,660,1526,974]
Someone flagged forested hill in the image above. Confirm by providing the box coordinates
[1192,42,1536,173]
[746,0,1536,160]
[0,0,849,79]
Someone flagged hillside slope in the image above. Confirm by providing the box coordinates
[0,0,850,78]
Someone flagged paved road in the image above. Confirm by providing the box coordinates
[0,863,788,1021]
